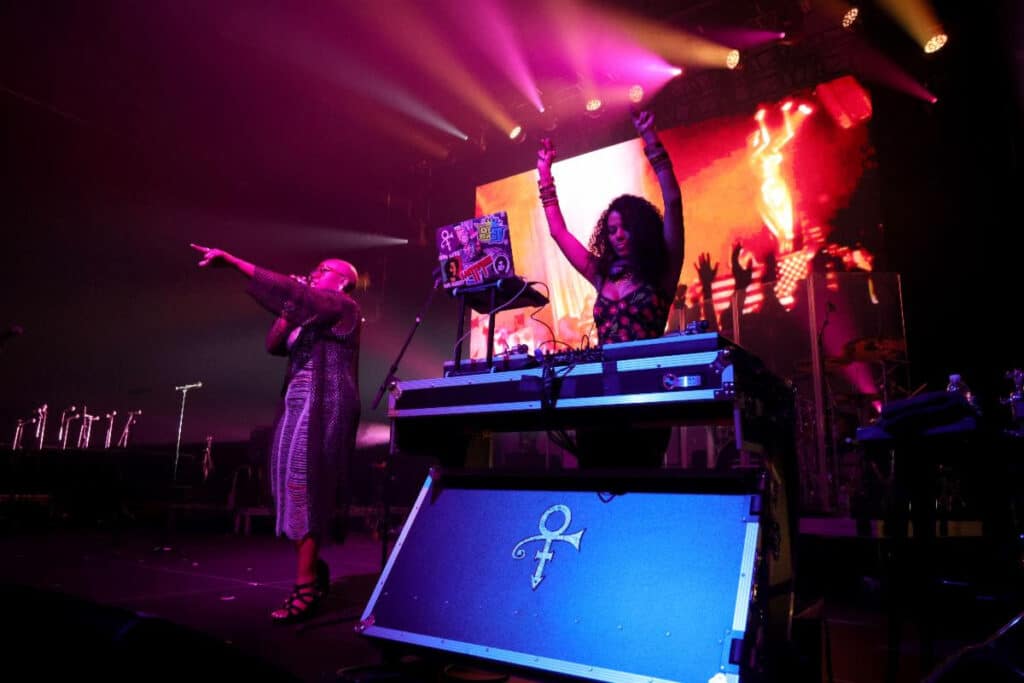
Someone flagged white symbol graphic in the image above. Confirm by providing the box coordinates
[512,504,584,590]
[439,228,455,252]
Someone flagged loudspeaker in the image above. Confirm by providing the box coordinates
[359,468,791,683]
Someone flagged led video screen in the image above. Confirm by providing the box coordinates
[471,75,879,359]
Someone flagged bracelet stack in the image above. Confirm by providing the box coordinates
[644,142,672,172]
[538,178,559,207]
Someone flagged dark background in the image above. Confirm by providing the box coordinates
[2,0,1021,446]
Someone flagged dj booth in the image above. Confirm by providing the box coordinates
[362,332,800,682]
[389,332,794,467]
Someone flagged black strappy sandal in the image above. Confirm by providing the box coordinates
[271,580,324,625]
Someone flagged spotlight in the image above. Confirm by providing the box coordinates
[628,85,644,104]
[841,7,859,29]
[725,49,741,70]
[924,32,948,54]
[669,66,684,77]
[585,98,603,117]
[509,124,526,143]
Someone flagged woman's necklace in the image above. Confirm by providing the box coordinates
[608,260,633,281]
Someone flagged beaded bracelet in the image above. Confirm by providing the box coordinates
[643,141,666,156]
[538,178,559,207]
[645,144,671,172]
[649,155,672,173]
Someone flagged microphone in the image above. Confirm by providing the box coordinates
[174,382,203,391]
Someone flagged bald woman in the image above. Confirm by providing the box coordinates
[191,244,361,624]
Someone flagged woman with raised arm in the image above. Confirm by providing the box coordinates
[536,109,684,468]
[190,243,361,624]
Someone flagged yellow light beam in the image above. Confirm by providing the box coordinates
[350,0,517,134]
[875,0,947,51]
[589,4,737,69]
[544,0,599,102]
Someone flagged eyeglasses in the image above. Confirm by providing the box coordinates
[312,264,338,275]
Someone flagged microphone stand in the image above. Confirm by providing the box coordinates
[815,302,840,511]
[369,275,441,570]
[173,382,203,481]
[371,280,440,412]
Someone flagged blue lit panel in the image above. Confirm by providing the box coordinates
[360,474,760,683]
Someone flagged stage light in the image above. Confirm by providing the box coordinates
[725,49,741,70]
[923,32,947,53]
[798,103,814,115]
[628,85,644,103]
[509,124,526,144]
[669,66,684,77]
[842,7,859,29]
[585,97,603,117]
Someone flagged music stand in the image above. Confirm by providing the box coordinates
[450,276,548,372]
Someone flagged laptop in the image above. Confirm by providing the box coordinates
[436,211,515,290]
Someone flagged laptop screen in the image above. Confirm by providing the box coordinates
[436,211,514,289]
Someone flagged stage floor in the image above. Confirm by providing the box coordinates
[1,522,1020,683]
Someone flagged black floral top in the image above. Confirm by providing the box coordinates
[593,280,671,345]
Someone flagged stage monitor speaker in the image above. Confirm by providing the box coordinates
[359,468,789,683]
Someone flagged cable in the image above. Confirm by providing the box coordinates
[525,281,561,352]
[449,278,532,358]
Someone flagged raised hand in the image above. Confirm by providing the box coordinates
[731,242,754,292]
[631,109,657,144]
[695,252,718,289]
[190,243,233,268]
[537,137,556,182]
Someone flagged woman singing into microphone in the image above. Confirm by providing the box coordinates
[190,243,361,624]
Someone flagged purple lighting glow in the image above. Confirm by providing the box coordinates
[698,27,786,50]
[458,0,544,113]
[526,3,701,109]
[847,37,939,103]
[239,11,468,141]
